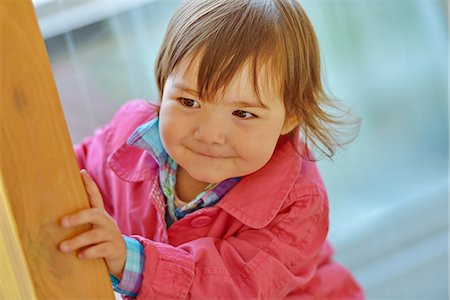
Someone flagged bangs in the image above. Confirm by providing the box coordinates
[159,0,285,107]
[186,46,283,108]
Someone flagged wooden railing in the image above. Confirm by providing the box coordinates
[0,0,114,298]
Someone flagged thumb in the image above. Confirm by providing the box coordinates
[80,169,105,210]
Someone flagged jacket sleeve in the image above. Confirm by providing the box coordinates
[129,192,362,299]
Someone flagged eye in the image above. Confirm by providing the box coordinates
[179,98,200,108]
[233,110,256,119]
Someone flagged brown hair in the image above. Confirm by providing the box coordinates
[155,0,360,160]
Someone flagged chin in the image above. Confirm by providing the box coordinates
[188,169,228,184]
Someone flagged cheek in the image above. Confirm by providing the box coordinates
[158,105,180,150]
[233,129,279,168]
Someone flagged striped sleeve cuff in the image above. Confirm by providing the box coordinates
[109,235,145,297]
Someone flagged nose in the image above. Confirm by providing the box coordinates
[193,113,227,145]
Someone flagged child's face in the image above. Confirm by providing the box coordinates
[159,57,293,184]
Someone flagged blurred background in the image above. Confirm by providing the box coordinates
[32,0,448,299]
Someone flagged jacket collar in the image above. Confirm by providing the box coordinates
[108,117,164,182]
[126,117,168,167]
[217,136,303,229]
[108,143,158,182]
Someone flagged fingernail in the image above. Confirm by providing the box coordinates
[61,217,69,227]
[81,169,91,180]
[60,243,69,252]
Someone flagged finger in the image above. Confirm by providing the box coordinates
[78,242,111,259]
[61,208,109,228]
[80,169,105,210]
[59,229,109,253]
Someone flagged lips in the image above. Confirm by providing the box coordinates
[186,145,229,158]
[195,150,227,158]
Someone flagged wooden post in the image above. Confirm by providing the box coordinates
[0,0,115,298]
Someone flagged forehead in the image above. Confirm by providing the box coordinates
[169,54,283,108]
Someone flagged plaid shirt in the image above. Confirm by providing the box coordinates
[110,236,144,297]
[110,117,239,296]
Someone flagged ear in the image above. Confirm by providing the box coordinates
[281,114,299,135]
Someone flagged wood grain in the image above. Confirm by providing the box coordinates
[0,181,37,299]
[0,0,115,298]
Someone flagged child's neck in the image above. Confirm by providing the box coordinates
[175,167,210,202]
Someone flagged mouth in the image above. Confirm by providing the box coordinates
[187,146,228,159]
[195,151,227,159]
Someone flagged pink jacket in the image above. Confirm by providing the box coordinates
[74,99,364,299]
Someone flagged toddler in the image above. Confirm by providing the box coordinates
[59,0,364,298]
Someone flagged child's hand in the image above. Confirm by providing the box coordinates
[59,169,126,280]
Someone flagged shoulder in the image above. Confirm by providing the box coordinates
[106,99,159,149]
[276,136,328,202]
[273,143,330,252]
[295,156,327,199]
[282,139,329,218]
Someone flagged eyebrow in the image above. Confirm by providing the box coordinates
[173,82,198,96]
[234,101,268,109]
[172,82,268,109]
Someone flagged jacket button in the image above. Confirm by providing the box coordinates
[190,216,212,228]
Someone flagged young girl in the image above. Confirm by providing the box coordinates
[59,0,364,298]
